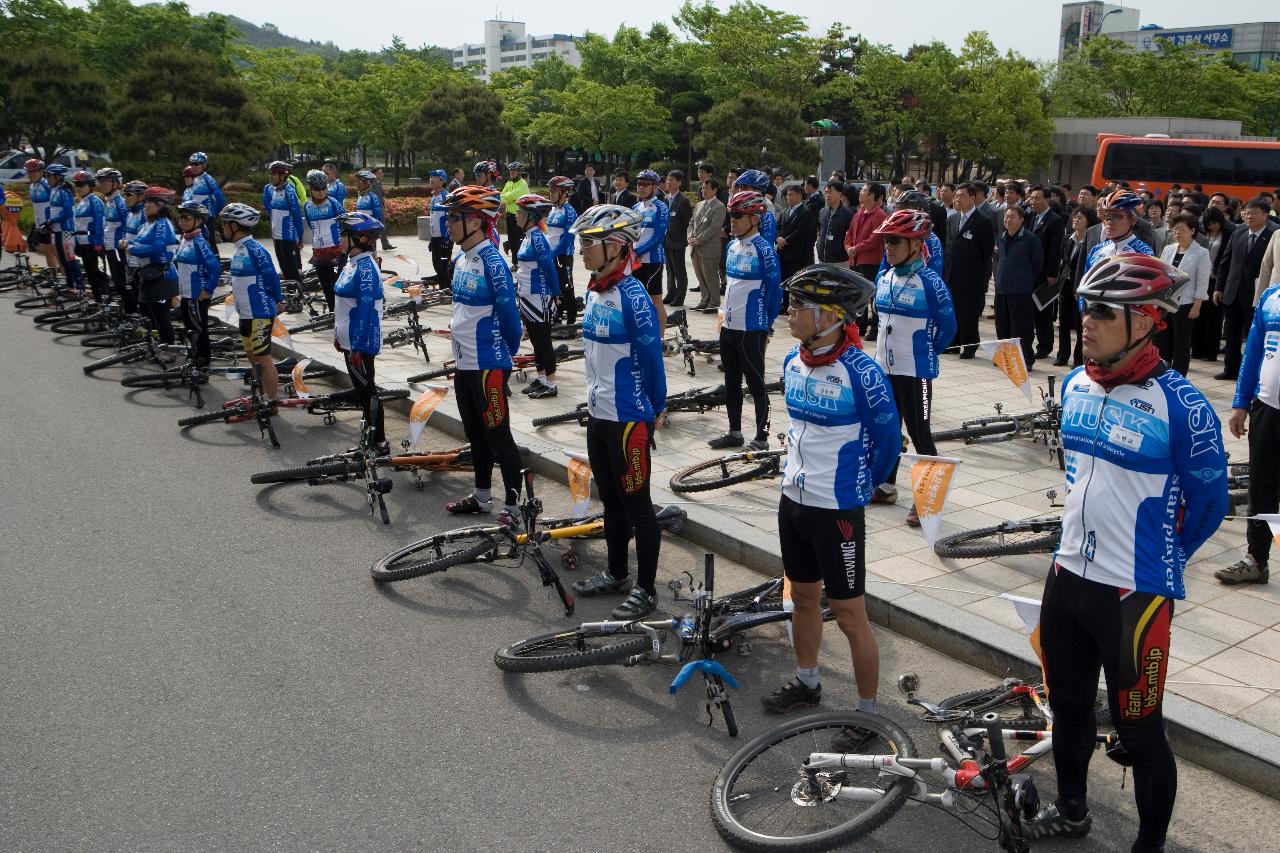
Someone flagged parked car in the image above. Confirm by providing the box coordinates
[0,149,85,184]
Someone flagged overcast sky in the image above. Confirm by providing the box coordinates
[75,1,1277,60]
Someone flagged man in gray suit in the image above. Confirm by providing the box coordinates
[1214,198,1278,380]
[688,177,727,312]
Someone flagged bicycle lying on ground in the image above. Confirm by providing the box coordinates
[933,376,1063,470]
[709,671,1124,852]
[933,464,1251,559]
[670,435,787,494]
[407,344,585,384]
[532,380,784,429]
[177,362,280,446]
[665,307,720,376]
[494,554,835,738]
[369,468,578,615]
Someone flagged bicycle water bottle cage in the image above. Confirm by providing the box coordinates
[669,659,740,695]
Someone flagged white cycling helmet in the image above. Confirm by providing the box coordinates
[569,204,643,246]
[220,202,261,228]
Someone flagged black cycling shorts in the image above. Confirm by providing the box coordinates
[779,494,866,599]
[634,262,663,296]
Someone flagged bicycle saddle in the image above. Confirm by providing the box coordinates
[668,308,687,327]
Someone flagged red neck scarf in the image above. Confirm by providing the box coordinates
[1084,341,1163,390]
[799,324,862,367]
[586,248,637,293]
[180,228,203,240]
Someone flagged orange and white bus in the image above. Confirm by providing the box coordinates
[1091,134,1280,202]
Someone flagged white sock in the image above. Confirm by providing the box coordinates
[473,488,492,504]
[544,379,556,388]
[795,666,820,690]
[857,697,877,714]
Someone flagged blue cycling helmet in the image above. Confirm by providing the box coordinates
[427,169,448,180]
[734,169,769,190]
[177,200,211,220]
[635,168,661,184]
[337,211,384,235]
[44,163,69,177]
[188,151,208,165]
[1099,189,1143,214]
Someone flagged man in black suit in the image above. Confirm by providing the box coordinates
[776,184,817,281]
[574,163,601,213]
[816,179,853,264]
[1027,185,1065,359]
[608,170,636,209]
[918,181,949,249]
[1214,198,1278,380]
[803,176,823,215]
[943,182,996,358]
[662,170,694,306]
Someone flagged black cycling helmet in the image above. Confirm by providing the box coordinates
[896,190,931,212]
[784,263,875,322]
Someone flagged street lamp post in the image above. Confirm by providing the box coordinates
[686,115,695,184]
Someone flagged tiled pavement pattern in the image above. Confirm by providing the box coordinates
[260,239,1278,745]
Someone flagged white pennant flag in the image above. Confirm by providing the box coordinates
[223,293,236,322]
[408,384,448,448]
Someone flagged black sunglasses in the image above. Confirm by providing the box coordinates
[729,212,753,220]
[882,236,907,246]
[1079,299,1124,320]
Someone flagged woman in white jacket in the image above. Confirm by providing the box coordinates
[1158,211,1211,375]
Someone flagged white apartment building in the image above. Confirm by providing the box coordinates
[450,19,581,82]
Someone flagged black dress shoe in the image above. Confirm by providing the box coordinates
[1213,371,1237,380]
[958,351,976,359]
[1053,358,1069,367]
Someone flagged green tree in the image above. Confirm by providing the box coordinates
[0,46,109,160]
[950,33,1052,180]
[405,77,516,173]
[81,0,238,81]
[526,81,673,166]
[488,55,579,144]
[240,47,347,159]
[112,47,278,180]
[693,91,817,175]
[354,57,450,183]
[673,0,818,102]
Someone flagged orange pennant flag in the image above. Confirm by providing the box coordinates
[904,453,962,547]
[291,358,312,399]
[979,338,1033,402]
[407,384,448,448]
[564,450,593,519]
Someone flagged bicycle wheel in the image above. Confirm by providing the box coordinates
[15,294,57,309]
[407,365,456,383]
[716,677,739,738]
[933,518,1062,559]
[83,347,147,374]
[670,453,779,494]
[370,528,500,583]
[933,419,1018,444]
[178,405,248,427]
[710,710,915,852]
[250,460,358,485]
[376,388,411,403]
[531,407,589,428]
[286,314,335,334]
[121,370,206,389]
[1229,489,1249,511]
[48,315,108,335]
[493,628,652,673]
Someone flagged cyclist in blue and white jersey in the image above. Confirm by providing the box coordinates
[322,161,346,206]
[878,191,943,279]
[513,194,562,399]
[868,208,956,526]
[174,200,222,367]
[567,204,667,619]
[761,265,898,731]
[303,169,345,310]
[181,166,197,204]
[126,187,180,346]
[425,169,452,285]
[220,202,284,404]
[263,161,303,282]
[1218,279,1280,585]
[1029,253,1226,852]
[439,186,524,526]
[732,169,777,245]
[24,159,60,273]
[187,152,225,250]
[710,190,783,451]
[632,168,669,331]
[545,175,577,323]
[96,168,133,311]
[71,170,107,303]
[333,212,388,451]
[117,181,148,310]
[1086,189,1153,272]
[44,164,85,292]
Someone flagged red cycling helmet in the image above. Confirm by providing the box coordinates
[515,194,554,220]
[143,186,175,204]
[726,190,769,215]
[182,165,197,178]
[1076,252,1189,313]
[24,158,45,172]
[72,170,96,185]
[547,175,575,192]
[874,209,932,238]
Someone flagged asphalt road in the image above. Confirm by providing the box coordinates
[0,288,1271,852]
